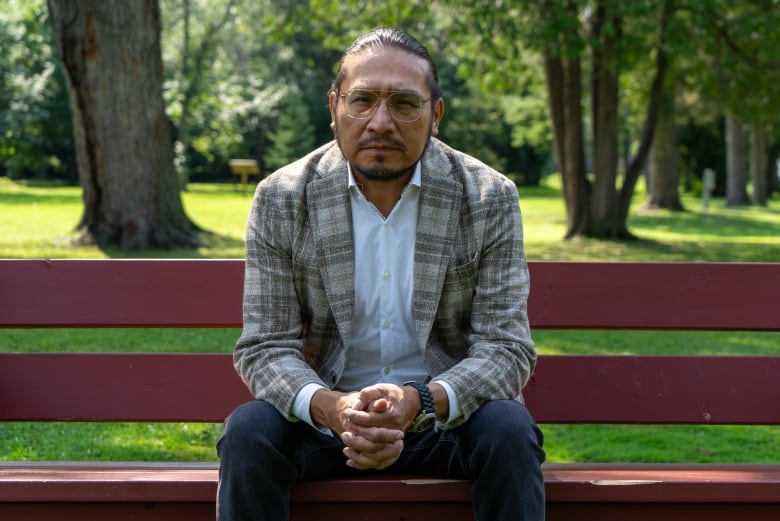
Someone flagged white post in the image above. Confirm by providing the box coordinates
[702,168,716,209]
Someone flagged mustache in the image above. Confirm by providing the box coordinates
[357,137,405,149]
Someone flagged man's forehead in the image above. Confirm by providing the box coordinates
[341,48,430,90]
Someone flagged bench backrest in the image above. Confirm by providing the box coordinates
[2,259,779,329]
[1,260,778,425]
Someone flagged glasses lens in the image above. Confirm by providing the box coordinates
[344,90,378,118]
[388,92,423,121]
[343,90,424,121]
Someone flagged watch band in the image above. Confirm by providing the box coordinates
[404,381,437,431]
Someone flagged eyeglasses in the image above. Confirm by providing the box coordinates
[338,89,432,122]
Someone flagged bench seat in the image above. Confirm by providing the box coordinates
[2,462,779,520]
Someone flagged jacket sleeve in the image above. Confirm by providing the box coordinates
[233,172,328,421]
[432,169,536,429]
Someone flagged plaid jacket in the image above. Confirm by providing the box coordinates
[234,138,535,429]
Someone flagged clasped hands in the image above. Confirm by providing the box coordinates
[311,384,420,470]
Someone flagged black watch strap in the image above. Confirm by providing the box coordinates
[404,381,437,431]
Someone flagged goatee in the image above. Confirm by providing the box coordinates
[351,163,415,182]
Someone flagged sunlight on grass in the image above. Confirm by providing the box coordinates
[1,422,222,462]
[0,178,255,259]
[1,176,778,463]
[2,175,778,260]
[518,175,780,262]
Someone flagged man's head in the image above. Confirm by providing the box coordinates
[328,28,444,182]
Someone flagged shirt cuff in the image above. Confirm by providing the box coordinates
[292,382,330,433]
[432,379,462,426]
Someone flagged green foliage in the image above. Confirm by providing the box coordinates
[2,0,779,204]
[0,0,74,181]
[263,89,316,173]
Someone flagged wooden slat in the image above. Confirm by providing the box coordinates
[1,353,778,424]
[524,355,780,424]
[0,259,244,328]
[0,353,250,422]
[2,501,777,521]
[528,261,780,330]
[2,260,779,330]
[1,462,778,505]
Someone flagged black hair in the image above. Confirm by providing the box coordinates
[331,28,442,100]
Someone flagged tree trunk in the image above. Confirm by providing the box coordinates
[589,0,623,238]
[48,0,199,249]
[768,143,780,197]
[618,0,670,225]
[544,51,590,239]
[749,125,768,206]
[646,83,684,211]
[724,110,750,207]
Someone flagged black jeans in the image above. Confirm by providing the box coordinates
[217,398,545,521]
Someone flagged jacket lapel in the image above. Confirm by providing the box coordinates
[306,147,355,346]
[414,143,463,351]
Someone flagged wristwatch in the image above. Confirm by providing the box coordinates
[404,381,437,432]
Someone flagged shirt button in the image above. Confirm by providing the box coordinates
[383,367,392,375]
[382,321,391,329]
[383,272,391,280]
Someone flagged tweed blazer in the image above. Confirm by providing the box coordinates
[234,138,536,429]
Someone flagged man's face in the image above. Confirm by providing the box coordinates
[328,48,444,181]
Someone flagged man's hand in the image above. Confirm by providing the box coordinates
[350,383,421,431]
[309,387,407,470]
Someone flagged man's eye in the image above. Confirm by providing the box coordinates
[348,91,376,105]
[393,95,420,108]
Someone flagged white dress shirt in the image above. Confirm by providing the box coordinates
[292,162,461,430]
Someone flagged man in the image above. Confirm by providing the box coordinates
[217,28,545,520]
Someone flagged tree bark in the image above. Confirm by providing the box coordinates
[749,125,768,206]
[589,0,622,238]
[48,0,199,249]
[725,110,750,207]
[646,83,684,211]
[544,51,590,239]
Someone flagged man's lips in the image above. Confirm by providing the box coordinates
[357,139,404,151]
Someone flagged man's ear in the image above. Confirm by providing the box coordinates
[431,98,444,136]
[328,90,337,126]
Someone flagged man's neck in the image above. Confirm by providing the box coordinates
[352,166,415,218]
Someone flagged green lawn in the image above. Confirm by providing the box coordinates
[1,176,778,463]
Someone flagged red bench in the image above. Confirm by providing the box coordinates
[1,259,779,521]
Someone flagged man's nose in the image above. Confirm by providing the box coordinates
[367,98,395,130]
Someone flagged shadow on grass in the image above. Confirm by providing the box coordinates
[96,230,245,259]
[528,235,779,262]
[0,188,81,206]
[630,208,780,239]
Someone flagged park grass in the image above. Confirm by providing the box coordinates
[1,176,779,463]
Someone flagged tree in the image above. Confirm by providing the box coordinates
[47,0,198,248]
[724,110,749,206]
[687,0,780,207]
[749,125,768,206]
[540,0,672,239]
[646,82,684,211]
[163,0,241,186]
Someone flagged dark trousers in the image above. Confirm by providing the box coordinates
[217,398,546,520]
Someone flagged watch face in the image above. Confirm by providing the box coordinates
[412,412,437,432]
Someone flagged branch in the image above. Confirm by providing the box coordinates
[619,0,671,220]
